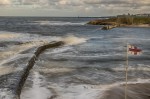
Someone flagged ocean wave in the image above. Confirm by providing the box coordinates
[32,21,86,26]
[100,79,150,99]
[0,89,15,99]
[0,32,21,40]
[46,83,102,99]
[61,35,87,45]
[113,67,150,72]
[35,68,75,74]
[45,46,73,55]
[0,31,60,43]
[0,66,22,76]
[21,72,51,99]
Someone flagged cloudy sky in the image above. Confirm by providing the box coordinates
[0,0,150,16]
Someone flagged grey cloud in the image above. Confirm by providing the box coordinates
[83,0,150,8]
[0,0,149,16]
[100,0,131,5]
[0,0,11,5]
[3,0,150,8]
[83,0,101,4]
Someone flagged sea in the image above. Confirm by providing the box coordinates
[0,17,150,99]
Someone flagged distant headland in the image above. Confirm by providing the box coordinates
[87,13,150,29]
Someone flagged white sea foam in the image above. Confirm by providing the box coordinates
[21,72,101,99]
[33,21,85,26]
[0,41,47,64]
[0,31,60,43]
[0,31,61,72]
[45,46,73,55]
[53,78,150,99]
[61,35,87,45]
[113,67,150,71]
[47,84,103,99]
[0,65,23,76]
[113,37,150,41]
[21,69,150,99]
[0,66,16,76]
[36,68,75,74]
[0,32,21,40]
[0,89,15,99]
[21,72,52,99]
[0,54,33,66]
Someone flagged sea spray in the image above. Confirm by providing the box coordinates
[0,41,49,65]
[0,33,21,39]
[0,41,64,99]
[15,41,64,98]
[0,66,19,76]
[61,35,87,45]
[21,72,51,99]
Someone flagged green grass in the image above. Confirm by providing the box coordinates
[116,16,150,25]
[88,16,150,25]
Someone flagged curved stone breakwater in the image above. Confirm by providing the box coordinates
[11,41,64,99]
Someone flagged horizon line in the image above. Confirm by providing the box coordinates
[0,16,115,18]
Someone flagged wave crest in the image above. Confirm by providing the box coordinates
[61,35,87,45]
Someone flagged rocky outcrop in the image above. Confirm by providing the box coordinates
[87,20,117,26]
[101,25,118,30]
[87,16,150,28]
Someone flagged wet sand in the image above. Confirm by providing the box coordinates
[101,83,150,99]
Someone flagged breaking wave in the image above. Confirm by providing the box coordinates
[113,67,150,72]
[61,35,87,45]
[0,32,21,40]
[33,21,86,26]
[0,66,21,76]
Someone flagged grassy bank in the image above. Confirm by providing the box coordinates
[87,16,150,26]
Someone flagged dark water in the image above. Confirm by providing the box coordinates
[0,17,150,99]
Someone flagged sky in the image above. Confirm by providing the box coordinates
[0,0,150,17]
